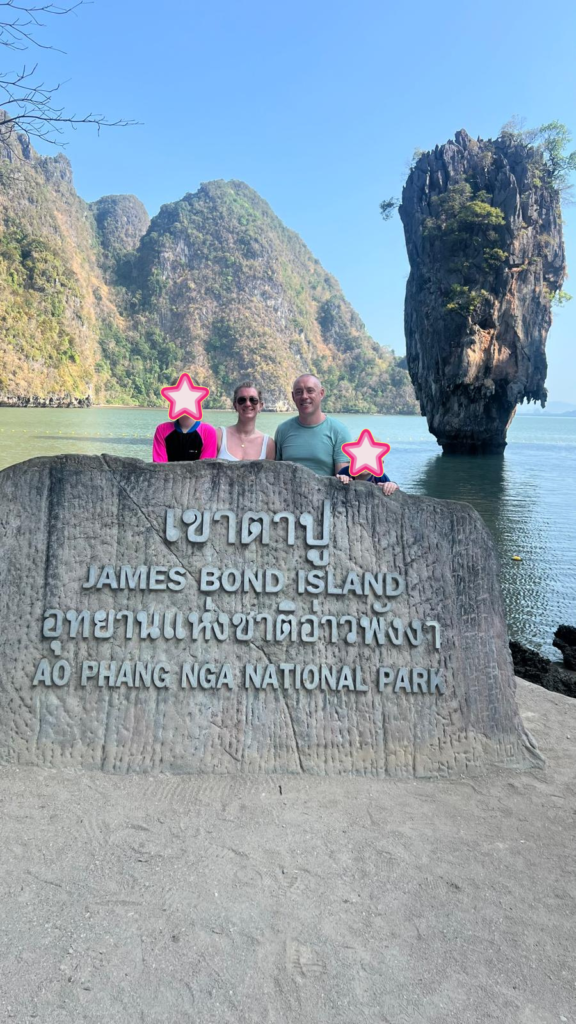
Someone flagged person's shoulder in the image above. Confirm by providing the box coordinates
[154,421,174,438]
[275,416,300,436]
[325,416,351,438]
[198,421,217,437]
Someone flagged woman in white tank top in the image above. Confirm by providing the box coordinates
[216,381,275,462]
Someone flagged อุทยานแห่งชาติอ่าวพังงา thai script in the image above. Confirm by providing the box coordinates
[31,497,444,696]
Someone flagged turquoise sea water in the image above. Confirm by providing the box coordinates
[1,407,575,660]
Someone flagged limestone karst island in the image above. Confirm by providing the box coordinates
[400,128,567,453]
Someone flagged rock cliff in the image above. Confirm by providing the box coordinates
[108,180,417,411]
[90,194,150,257]
[0,127,116,404]
[399,129,566,452]
[0,123,416,412]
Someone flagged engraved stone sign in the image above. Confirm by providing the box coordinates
[0,455,541,776]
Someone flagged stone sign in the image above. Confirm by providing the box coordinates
[0,455,541,776]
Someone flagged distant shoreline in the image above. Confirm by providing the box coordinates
[0,404,424,416]
[3,404,576,418]
[2,400,574,417]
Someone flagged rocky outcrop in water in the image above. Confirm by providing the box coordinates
[399,130,566,452]
[552,625,576,671]
[510,637,576,699]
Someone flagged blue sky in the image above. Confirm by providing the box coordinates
[27,0,576,401]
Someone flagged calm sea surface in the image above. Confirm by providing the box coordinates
[1,407,575,660]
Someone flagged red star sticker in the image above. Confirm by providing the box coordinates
[341,429,391,477]
[160,373,210,420]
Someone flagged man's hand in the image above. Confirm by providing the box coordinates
[377,481,399,495]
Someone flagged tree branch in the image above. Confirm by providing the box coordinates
[0,0,137,147]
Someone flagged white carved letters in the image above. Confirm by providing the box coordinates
[34,497,444,698]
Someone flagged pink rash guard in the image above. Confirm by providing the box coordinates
[152,421,218,463]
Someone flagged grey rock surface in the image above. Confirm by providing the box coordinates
[0,455,540,775]
[400,129,566,453]
[0,680,573,1024]
[89,194,151,255]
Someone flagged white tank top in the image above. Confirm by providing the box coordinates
[219,426,270,461]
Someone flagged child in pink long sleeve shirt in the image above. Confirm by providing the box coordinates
[152,416,218,463]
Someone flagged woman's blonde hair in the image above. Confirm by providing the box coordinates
[232,381,264,405]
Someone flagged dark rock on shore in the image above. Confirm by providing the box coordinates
[0,394,92,409]
[510,640,576,699]
[399,129,566,453]
[553,625,576,671]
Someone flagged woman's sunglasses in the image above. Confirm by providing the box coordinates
[236,396,260,405]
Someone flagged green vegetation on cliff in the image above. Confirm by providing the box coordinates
[0,138,107,400]
[399,127,567,452]
[106,180,417,412]
[0,132,416,412]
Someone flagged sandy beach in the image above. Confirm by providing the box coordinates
[0,677,574,1024]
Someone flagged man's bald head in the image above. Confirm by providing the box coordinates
[291,373,326,424]
[292,373,322,391]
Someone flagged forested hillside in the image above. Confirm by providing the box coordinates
[0,130,417,412]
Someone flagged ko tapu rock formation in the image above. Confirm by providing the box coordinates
[400,129,567,453]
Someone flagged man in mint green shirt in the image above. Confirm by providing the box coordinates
[275,374,351,476]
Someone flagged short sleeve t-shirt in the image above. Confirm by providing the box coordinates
[274,416,351,476]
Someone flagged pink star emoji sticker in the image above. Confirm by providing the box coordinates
[160,373,210,421]
[341,429,391,477]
